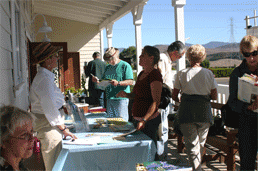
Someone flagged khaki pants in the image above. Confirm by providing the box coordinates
[33,113,63,171]
[180,123,210,171]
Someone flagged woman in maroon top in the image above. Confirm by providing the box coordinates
[117,45,163,146]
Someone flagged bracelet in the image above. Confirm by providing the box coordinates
[60,126,67,131]
[142,118,147,123]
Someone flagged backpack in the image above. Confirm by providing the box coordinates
[159,83,172,109]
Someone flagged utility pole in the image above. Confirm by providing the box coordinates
[229,17,238,67]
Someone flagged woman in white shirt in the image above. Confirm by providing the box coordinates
[172,44,218,171]
[29,43,77,171]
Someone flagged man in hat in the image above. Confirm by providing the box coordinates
[92,47,134,122]
[29,43,78,171]
[84,52,106,107]
[157,41,186,160]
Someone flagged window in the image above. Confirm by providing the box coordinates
[11,0,23,86]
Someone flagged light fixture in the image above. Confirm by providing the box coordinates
[29,13,52,42]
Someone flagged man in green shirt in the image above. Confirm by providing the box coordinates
[85,52,106,107]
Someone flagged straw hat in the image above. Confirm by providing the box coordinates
[32,42,62,65]
[104,47,118,59]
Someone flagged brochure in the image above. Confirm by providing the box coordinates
[63,137,101,145]
[136,161,191,171]
[98,80,111,90]
[238,73,258,113]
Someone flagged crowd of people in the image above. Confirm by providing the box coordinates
[0,35,257,171]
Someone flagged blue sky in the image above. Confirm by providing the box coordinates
[103,0,257,48]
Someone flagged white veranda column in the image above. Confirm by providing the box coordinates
[106,23,114,48]
[100,29,104,60]
[172,0,186,71]
[132,2,146,75]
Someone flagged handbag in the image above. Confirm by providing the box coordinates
[159,83,172,109]
[221,103,239,129]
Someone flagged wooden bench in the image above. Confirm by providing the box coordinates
[168,102,240,171]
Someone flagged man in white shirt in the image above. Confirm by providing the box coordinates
[157,41,186,160]
[29,43,77,171]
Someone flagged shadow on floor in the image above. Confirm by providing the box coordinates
[166,138,241,171]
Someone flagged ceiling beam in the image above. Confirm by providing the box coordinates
[92,0,128,7]
[40,1,112,17]
[33,3,106,20]
[99,0,147,30]
[34,6,103,25]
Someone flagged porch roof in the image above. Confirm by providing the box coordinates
[33,0,148,30]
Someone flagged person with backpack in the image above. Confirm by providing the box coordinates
[156,41,186,160]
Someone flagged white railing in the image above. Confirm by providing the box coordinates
[212,84,229,117]
[169,84,229,116]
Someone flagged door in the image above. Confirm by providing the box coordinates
[59,52,81,92]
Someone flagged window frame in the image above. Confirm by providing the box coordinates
[11,0,23,88]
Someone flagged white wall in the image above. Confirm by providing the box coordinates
[0,0,32,110]
[0,0,15,106]
[79,33,102,89]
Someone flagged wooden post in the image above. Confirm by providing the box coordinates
[226,130,238,171]
[178,135,185,153]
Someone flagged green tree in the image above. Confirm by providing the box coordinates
[120,46,137,70]
[201,59,210,68]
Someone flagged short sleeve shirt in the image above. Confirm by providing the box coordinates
[132,69,163,117]
[174,67,217,95]
[103,60,133,99]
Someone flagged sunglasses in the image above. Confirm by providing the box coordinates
[242,50,258,58]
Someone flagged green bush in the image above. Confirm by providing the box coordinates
[130,71,138,92]
[65,87,84,96]
[209,68,234,77]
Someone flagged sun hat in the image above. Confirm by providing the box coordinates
[104,47,117,59]
[32,42,62,65]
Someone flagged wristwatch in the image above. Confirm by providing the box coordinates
[60,126,67,131]
[118,82,121,86]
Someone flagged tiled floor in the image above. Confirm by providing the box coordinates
[166,138,241,171]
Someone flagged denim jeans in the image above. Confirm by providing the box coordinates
[157,107,169,160]
[106,99,129,122]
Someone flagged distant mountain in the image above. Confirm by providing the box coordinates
[216,43,240,49]
[202,41,230,49]
[154,42,241,55]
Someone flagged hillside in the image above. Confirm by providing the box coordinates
[209,59,242,68]
[154,42,241,64]
[207,52,244,61]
